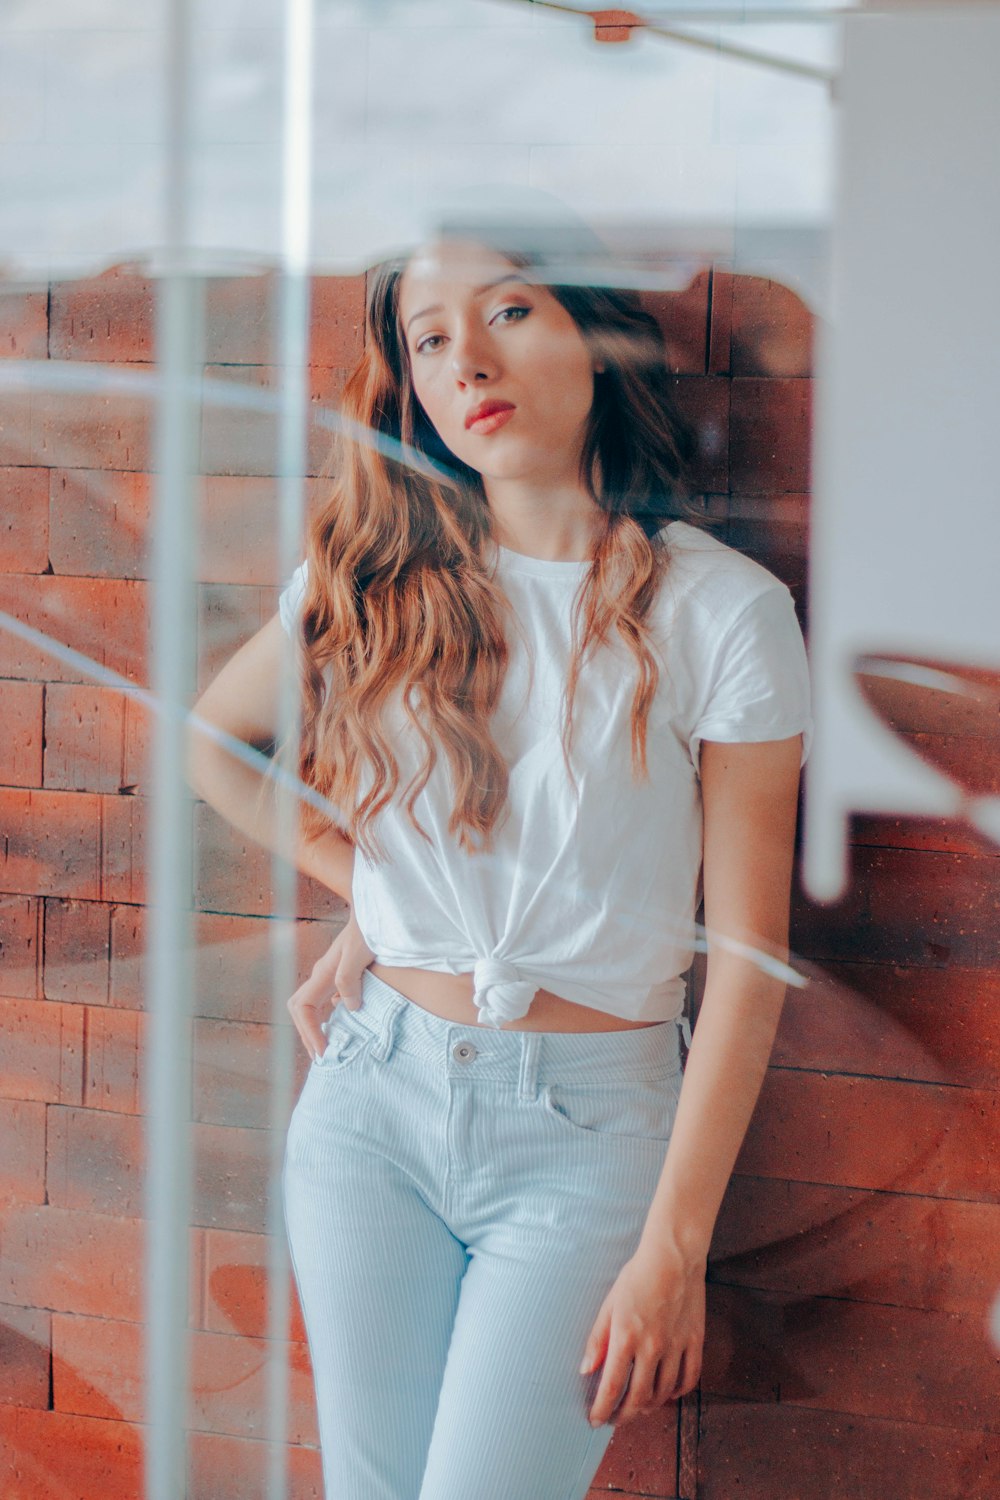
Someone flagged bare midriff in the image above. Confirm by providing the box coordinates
[368,962,662,1033]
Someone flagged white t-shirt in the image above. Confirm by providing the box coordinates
[278,520,813,1029]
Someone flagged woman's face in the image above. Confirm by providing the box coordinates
[397,237,602,489]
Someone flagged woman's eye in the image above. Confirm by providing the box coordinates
[414,306,529,356]
[492,305,530,326]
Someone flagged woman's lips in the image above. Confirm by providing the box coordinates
[468,406,516,435]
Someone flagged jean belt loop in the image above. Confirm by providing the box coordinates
[517,1032,541,1103]
[371,994,405,1063]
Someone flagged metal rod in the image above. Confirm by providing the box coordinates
[144,0,198,1493]
[501,0,839,85]
[266,1,317,1496]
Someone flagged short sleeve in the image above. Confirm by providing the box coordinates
[277,559,308,638]
[690,584,813,773]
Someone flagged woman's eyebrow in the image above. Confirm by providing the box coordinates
[404,273,531,335]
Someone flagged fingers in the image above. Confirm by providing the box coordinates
[587,1336,633,1428]
[286,943,345,1060]
[286,986,332,1061]
[588,1345,693,1427]
[666,1343,701,1400]
[285,920,377,1058]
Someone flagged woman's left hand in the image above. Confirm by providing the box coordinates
[579,1238,706,1427]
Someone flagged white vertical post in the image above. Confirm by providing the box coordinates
[145,0,199,1495]
[266,2,316,1497]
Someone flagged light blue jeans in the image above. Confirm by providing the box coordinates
[282,968,686,1500]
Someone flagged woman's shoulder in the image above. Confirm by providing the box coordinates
[656,519,793,631]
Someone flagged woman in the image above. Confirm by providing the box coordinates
[187,203,812,1499]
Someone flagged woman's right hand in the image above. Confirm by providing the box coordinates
[287,908,376,1061]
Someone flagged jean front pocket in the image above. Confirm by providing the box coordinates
[312,1009,376,1073]
[541,1065,682,1148]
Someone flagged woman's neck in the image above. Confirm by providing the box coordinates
[483,478,605,563]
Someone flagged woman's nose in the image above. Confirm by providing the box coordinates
[450,325,499,385]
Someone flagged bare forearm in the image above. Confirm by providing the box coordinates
[186,734,355,906]
[638,954,788,1267]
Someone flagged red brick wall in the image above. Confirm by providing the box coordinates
[1,264,997,1499]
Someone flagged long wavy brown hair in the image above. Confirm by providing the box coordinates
[291,235,705,863]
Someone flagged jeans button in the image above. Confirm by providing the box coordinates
[453,1041,477,1063]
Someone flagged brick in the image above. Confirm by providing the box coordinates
[775,961,1000,1090]
[0,996,83,1104]
[43,897,110,1005]
[907,733,1000,798]
[99,793,150,905]
[48,467,150,579]
[0,1206,142,1320]
[202,1227,307,1343]
[0,289,48,360]
[111,907,340,1023]
[194,1017,309,1129]
[0,1304,50,1410]
[0,573,148,685]
[698,1400,1000,1500]
[0,1204,203,1326]
[730,273,814,377]
[0,895,41,999]
[792,843,1000,970]
[196,579,278,694]
[51,466,318,588]
[84,1006,145,1114]
[306,276,366,371]
[53,1312,319,1443]
[188,1430,324,1500]
[846,811,996,857]
[585,1395,678,1499]
[590,9,644,42]
[45,1106,278,1233]
[849,659,1000,740]
[201,272,365,369]
[47,269,366,375]
[0,1100,45,1205]
[43,682,149,793]
[199,474,322,586]
[0,791,149,910]
[640,267,710,376]
[49,269,155,364]
[30,361,154,471]
[193,801,340,923]
[0,466,49,572]
[707,266,733,375]
[736,1069,999,1203]
[0,788,102,899]
[198,363,349,479]
[711,1174,1000,1317]
[0,378,32,466]
[46,1104,146,1219]
[0,1406,143,1499]
[668,375,729,494]
[729,377,811,493]
[703,1284,1000,1431]
[0,681,43,787]
[193,1121,272,1234]
[726,492,809,597]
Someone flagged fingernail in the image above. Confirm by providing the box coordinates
[579,1357,590,1375]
